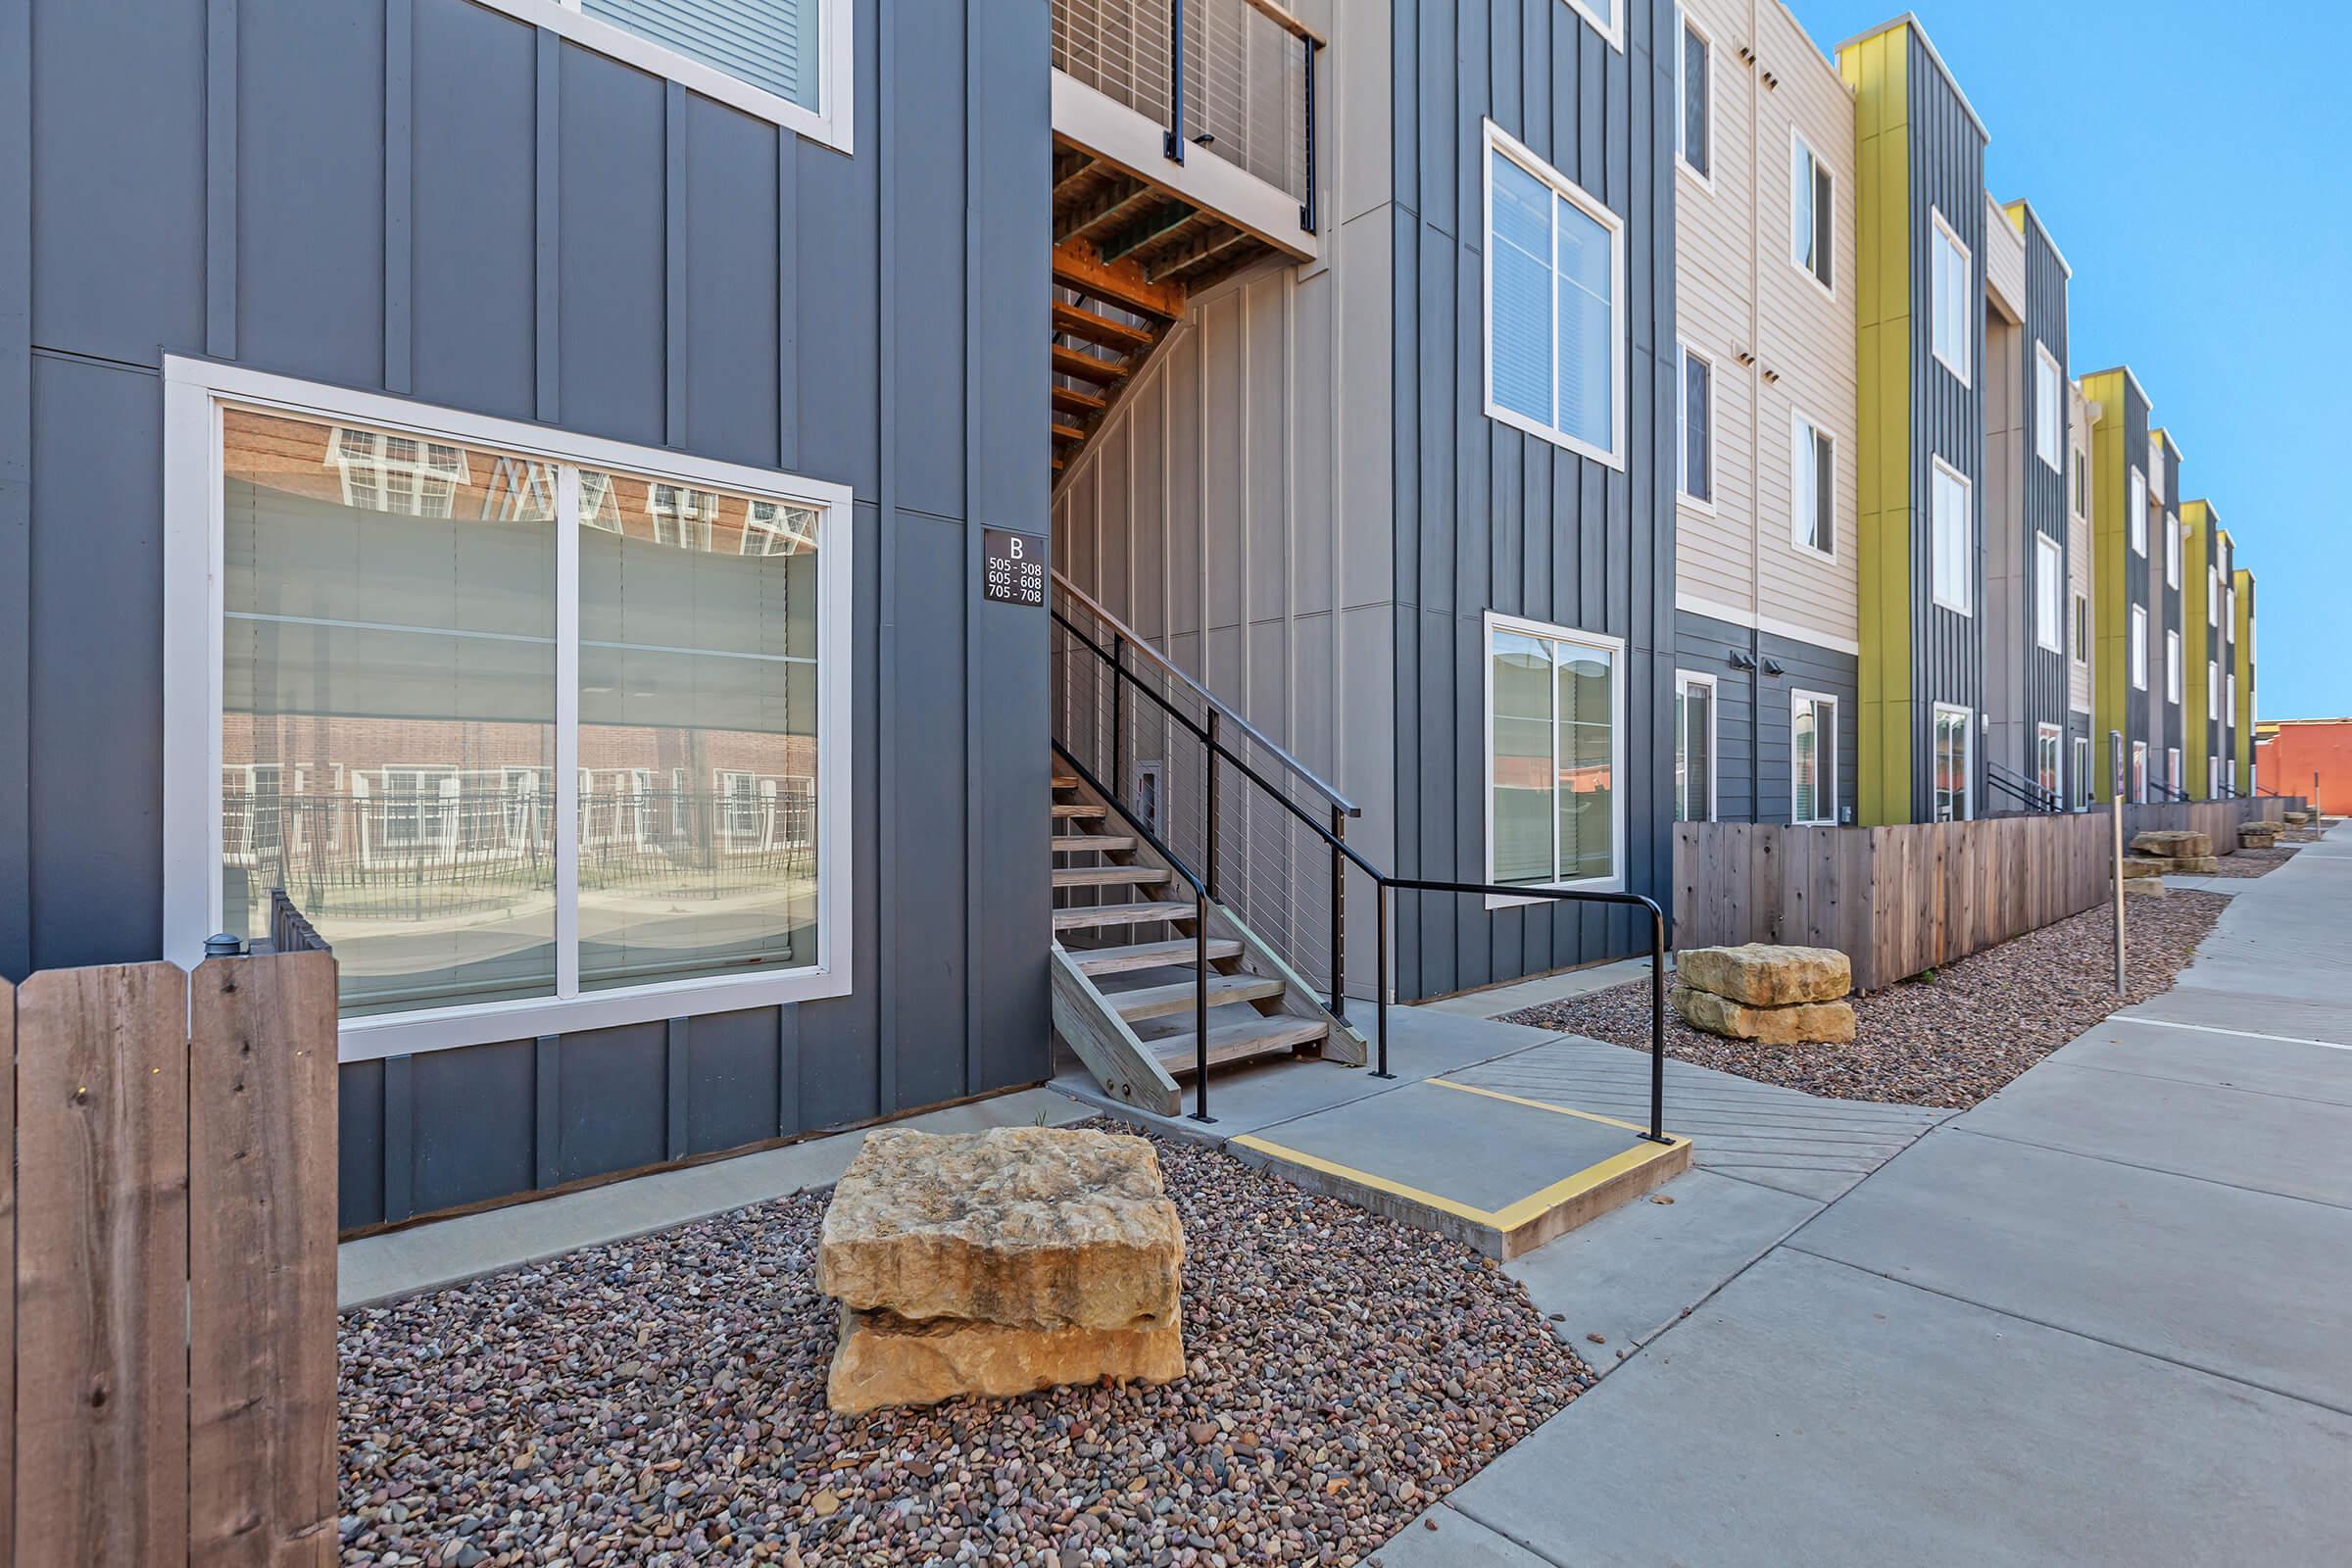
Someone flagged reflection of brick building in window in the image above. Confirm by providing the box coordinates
[222,711,817,924]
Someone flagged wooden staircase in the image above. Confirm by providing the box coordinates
[1049,137,1282,477]
[1048,761,1366,1115]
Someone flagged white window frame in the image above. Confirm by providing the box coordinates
[1675,7,1713,189]
[1679,342,1716,511]
[2035,722,2063,800]
[495,0,855,154]
[1790,408,1837,559]
[160,356,858,1062]
[1929,207,1972,386]
[2132,740,2148,805]
[1930,456,1973,614]
[1790,689,1839,826]
[1674,669,1719,823]
[1561,0,1624,51]
[1482,610,1628,907]
[1482,121,1629,470]
[2167,747,2182,796]
[2207,661,2220,721]
[1933,704,1973,823]
[2131,605,2148,690]
[2166,513,2181,589]
[2208,566,2221,629]
[2073,735,2091,808]
[2130,466,2147,556]
[2034,533,2064,652]
[2166,629,2182,705]
[1789,128,1835,296]
[2034,343,2064,470]
[2073,593,2090,665]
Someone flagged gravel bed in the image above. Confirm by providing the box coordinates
[1506,890,2231,1110]
[2195,844,2302,878]
[339,1121,1592,1568]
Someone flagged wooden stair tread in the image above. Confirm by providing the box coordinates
[1053,300,1155,353]
[1072,937,1245,975]
[1052,419,1086,443]
[1053,344,1130,383]
[1111,974,1287,1022]
[1052,900,1196,931]
[1054,864,1171,889]
[1052,773,1079,788]
[1052,803,1107,818]
[1054,833,1136,853]
[1053,384,1108,416]
[1149,1015,1330,1077]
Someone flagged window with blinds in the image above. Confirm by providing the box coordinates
[1792,693,1838,825]
[1791,413,1834,555]
[1682,349,1713,505]
[585,0,821,112]
[1488,615,1623,890]
[1679,13,1710,179]
[1931,459,1972,613]
[1485,123,1623,466]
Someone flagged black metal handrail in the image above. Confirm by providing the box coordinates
[1053,741,1219,1123]
[1986,760,2062,814]
[1052,592,1671,1144]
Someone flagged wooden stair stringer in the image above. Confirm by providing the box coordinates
[1050,944,1183,1116]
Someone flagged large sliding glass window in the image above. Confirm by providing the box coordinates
[1489,615,1623,889]
[1933,706,1972,823]
[1792,692,1838,825]
[1486,122,1625,466]
[213,401,840,1025]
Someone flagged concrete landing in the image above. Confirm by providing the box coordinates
[1226,1077,1690,1258]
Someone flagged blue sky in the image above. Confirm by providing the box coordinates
[1786,0,2349,719]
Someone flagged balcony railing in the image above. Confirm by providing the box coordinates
[1052,0,1318,229]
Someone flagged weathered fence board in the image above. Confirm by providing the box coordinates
[5,943,338,1568]
[14,962,193,1567]
[188,951,340,1568]
[1674,798,2306,992]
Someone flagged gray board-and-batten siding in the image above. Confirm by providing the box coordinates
[1675,611,1859,828]
[1,0,1051,1229]
[1386,0,1681,1001]
[1892,24,1988,823]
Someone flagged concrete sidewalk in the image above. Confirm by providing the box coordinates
[1387,823,2352,1566]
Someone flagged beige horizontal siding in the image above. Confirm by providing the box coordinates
[1673,0,1858,647]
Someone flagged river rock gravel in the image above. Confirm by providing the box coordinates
[338,1122,1592,1568]
[2200,843,2303,878]
[1507,889,2231,1109]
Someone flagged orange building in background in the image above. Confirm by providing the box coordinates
[2254,719,2351,816]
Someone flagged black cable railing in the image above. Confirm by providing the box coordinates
[1985,760,2063,814]
[1052,570,1671,1144]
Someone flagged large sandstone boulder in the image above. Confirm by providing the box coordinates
[1675,944,1851,1006]
[2131,829,2211,858]
[2283,810,2312,826]
[827,1306,1185,1414]
[2238,823,2281,847]
[2119,857,2167,879]
[2168,856,2222,875]
[1674,986,1856,1046]
[2123,877,2168,898]
[817,1126,1183,1331]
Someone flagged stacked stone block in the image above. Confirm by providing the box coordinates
[1672,944,1856,1045]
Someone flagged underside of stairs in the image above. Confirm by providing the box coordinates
[1047,757,1366,1116]
[1049,136,1282,478]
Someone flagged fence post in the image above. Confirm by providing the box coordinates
[2110,730,2127,997]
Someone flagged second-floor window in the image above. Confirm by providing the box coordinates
[2209,567,2221,628]
[1790,132,1834,291]
[2167,629,2182,705]
[2166,513,2181,588]
[1791,413,1834,556]
[2074,593,2089,664]
[1681,348,1714,505]
[2035,534,2064,652]
[1930,210,1971,384]
[1931,459,1971,613]
[1486,123,1625,466]
[2131,605,2148,690]
[2130,467,2147,556]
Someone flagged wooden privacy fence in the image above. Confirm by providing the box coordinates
[1,937,338,1566]
[1674,798,2302,993]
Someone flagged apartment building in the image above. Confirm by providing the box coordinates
[1667,0,1861,828]
[3,0,1058,1230]
[1053,0,1680,1004]
[2234,564,2259,792]
[2066,374,2098,804]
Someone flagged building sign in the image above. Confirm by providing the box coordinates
[982,527,1048,608]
